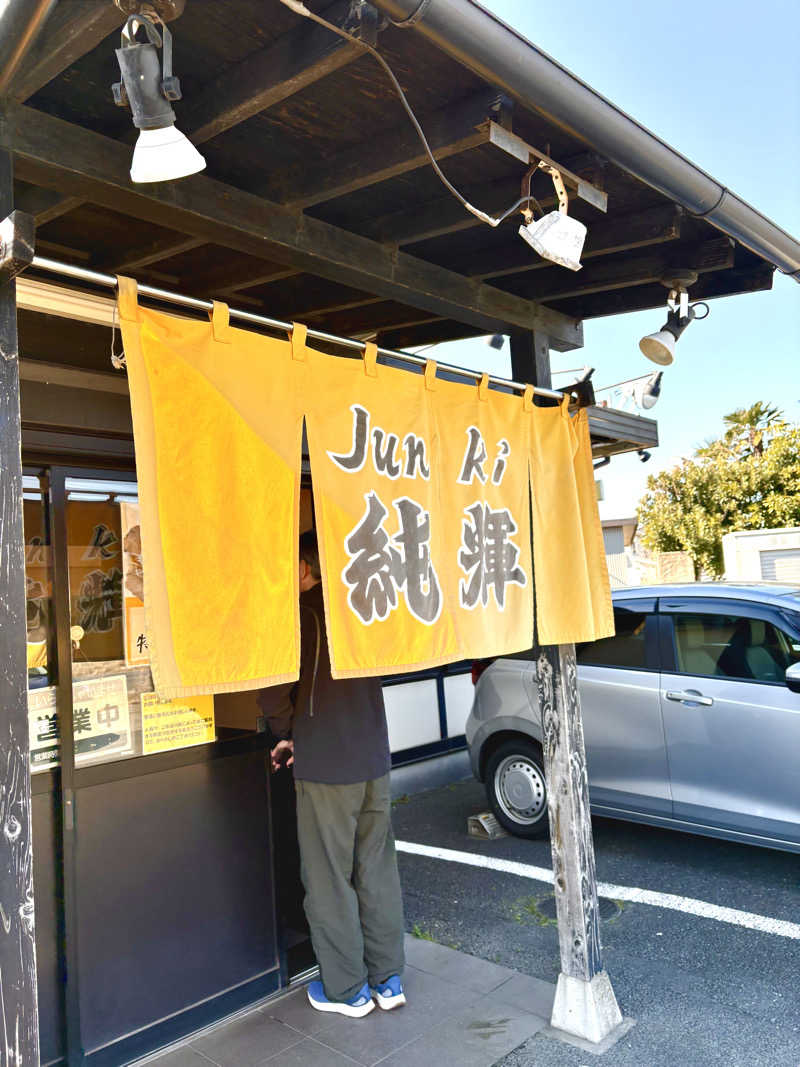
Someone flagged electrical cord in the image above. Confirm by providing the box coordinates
[278,0,539,228]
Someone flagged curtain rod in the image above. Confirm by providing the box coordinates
[28,254,566,401]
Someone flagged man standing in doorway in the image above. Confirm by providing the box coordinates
[258,529,406,1018]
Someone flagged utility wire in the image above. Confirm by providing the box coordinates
[278,0,541,227]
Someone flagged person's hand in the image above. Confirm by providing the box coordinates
[270,739,294,773]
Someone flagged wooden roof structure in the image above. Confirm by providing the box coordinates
[3,0,797,458]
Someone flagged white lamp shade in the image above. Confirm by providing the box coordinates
[639,330,675,366]
[130,125,206,183]
[518,210,587,271]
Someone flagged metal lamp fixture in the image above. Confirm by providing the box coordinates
[596,371,663,413]
[112,13,205,183]
[639,275,709,366]
[632,371,662,410]
[518,162,587,271]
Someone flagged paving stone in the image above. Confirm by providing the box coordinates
[492,972,556,1019]
[190,1010,303,1067]
[260,985,338,1038]
[312,965,481,1066]
[262,1036,363,1065]
[404,935,519,993]
[376,990,547,1067]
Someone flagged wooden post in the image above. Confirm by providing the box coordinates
[0,150,39,1064]
[513,327,623,1044]
[535,646,623,1042]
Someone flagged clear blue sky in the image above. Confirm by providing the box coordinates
[425,0,800,519]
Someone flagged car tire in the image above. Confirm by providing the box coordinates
[485,738,549,839]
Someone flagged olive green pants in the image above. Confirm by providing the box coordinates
[295,774,405,1002]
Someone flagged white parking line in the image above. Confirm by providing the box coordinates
[395,840,800,940]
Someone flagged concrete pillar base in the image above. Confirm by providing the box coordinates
[550,970,623,1044]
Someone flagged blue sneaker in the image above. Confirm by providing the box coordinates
[370,975,406,1010]
[307,980,374,1018]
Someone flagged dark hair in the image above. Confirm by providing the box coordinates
[299,529,321,580]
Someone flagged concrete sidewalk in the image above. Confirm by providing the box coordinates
[141,934,555,1066]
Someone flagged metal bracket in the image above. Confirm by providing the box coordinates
[0,211,35,288]
[389,0,433,27]
[488,122,608,213]
[114,0,187,19]
[346,1,381,47]
[559,376,595,409]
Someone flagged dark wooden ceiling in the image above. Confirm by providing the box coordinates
[3,0,774,354]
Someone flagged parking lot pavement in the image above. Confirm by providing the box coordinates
[391,777,800,1067]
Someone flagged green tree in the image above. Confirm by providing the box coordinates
[720,401,783,458]
[637,406,800,577]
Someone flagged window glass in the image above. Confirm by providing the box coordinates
[672,612,800,682]
[64,479,227,766]
[25,475,57,774]
[577,605,649,669]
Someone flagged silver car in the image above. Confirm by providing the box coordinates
[465,584,800,852]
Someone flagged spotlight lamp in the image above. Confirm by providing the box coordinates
[486,334,505,350]
[112,13,206,183]
[639,280,709,366]
[633,371,663,410]
[518,162,587,272]
[637,450,652,463]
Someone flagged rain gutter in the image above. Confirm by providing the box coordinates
[372,0,800,279]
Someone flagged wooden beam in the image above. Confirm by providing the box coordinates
[454,204,685,281]
[13,185,83,225]
[549,262,773,319]
[487,123,608,213]
[107,236,206,274]
[187,260,301,298]
[501,237,735,302]
[274,89,507,209]
[181,0,372,144]
[7,2,125,102]
[360,176,524,246]
[313,301,442,339]
[378,319,485,349]
[510,329,551,389]
[4,105,582,347]
[359,152,602,248]
[0,152,40,1067]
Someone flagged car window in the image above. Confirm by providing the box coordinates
[577,605,649,669]
[672,612,800,682]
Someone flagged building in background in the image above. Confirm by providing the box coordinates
[723,528,800,582]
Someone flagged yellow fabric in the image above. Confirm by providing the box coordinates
[571,408,614,639]
[529,398,613,644]
[120,276,612,690]
[304,343,459,677]
[430,369,533,658]
[27,642,47,670]
[119,277,303,699]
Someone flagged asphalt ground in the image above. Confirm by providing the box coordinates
[390,776,800,1067]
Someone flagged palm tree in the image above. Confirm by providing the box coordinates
[721,402,783,458]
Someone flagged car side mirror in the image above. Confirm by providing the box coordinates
[786,663,800,694]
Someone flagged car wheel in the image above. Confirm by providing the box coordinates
[485,738,549,839]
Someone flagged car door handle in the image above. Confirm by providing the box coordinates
[666,690,714,707]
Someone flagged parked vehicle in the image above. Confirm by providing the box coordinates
[466,584,800,852]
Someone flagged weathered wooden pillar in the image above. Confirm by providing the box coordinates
[535,646,622,1042]
[0,149,39,1064]
[511,328,622,1044]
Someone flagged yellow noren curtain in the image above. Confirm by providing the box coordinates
[529,397,613,644]
[119,277,304,698]
[120,283,612,695]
